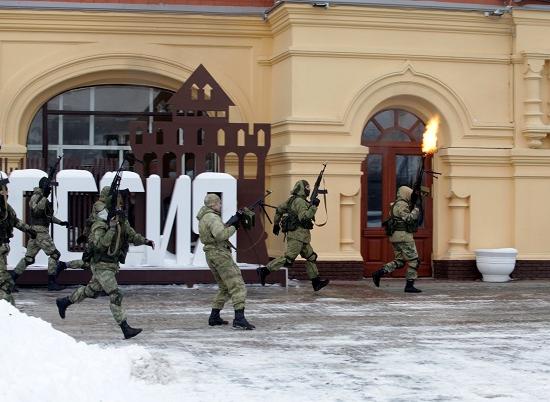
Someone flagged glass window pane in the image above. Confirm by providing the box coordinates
[398,110,419,130]
[367,154,382,228]
[62,88,90,111]
[47,95,61,110]
[382,129,410,142]
[62,149,116,168]
[412,122,426,142]
[153,88,173,113]
[396,155,422,190]
[27,110,43,145]
[95,86,150,112]
[63,116,90,145]
[94,116,145,146]
[362,121,380,142]
[374,110,394,129]
[47,115,59,145]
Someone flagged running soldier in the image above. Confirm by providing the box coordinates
[0,176,37,304]
[257,180,329,291]
[55,189,154,339]
[372,185,423,293]
[11,177,68,291]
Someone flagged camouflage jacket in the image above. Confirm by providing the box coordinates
[389,186,419,243]
[0,203,32,242]
[89,219,147,265]
[29,187,62,229]
[274,180,317,243]
[197,206,236,252]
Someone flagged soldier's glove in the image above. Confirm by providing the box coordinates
[109,217,118,229]
[311,198,320,207]
[60,221,70,227]
[145,239,155,249]
[273,223,280,236]
[27,228,37,239]
[76,234,87,244]
[226,213,241,230]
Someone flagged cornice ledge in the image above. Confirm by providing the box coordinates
[268,145,368,159]
[439,148,511,165]
[263,48,510,66]
[510,149,550,165]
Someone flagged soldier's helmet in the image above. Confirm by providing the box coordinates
[291,180,310,197]
[99,186,111,201]
[397,186,413,202]
[204,193,221,208]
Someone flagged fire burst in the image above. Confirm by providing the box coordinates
[422,116,439,155]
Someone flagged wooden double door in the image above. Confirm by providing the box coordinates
[360,109,433,277]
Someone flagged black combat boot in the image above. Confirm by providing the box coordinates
[120,320,143,339]
[372,268,386,288]
[256,266,270,286]
[48,274,66,291]
[208,308,228,326]
[311,277,329,292]
[55,261,68,276]
[404,279,422,293]
[233,309,255,330]
[56,296,73,319]
[9,271,20,293]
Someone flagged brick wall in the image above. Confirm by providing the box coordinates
[288,261,364,281]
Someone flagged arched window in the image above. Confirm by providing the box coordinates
[362,109,425,144]
[26,85,174,169]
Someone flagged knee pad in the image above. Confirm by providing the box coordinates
[409,258,420,269]
[24,256,35,265]
[305,252,318,263]
[50,249,61,261]
[109,289,124,306]
[394,260,406,269]
[84,286,100,299]
[283,257,295,268]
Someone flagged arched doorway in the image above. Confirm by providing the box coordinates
[361,108,433,277]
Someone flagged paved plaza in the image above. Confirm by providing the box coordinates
[7,279,550,401]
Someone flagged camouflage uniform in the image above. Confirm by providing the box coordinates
[263,180,329,291]
[61,187,111,273]
[197,193,254,329]
[0,200,34,305]
[372,186,422,293]
[14,187,65,276]
[56,187,150,339]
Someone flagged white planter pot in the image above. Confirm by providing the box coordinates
[474,248,518,282]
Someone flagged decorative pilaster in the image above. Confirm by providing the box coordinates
[523,57,550,148]
[447,191,470,258]
[339,190,359,252]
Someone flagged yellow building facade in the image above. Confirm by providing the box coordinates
[1,2,550,279]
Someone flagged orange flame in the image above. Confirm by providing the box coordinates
[422,116,439,155]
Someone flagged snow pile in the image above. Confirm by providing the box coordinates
[0,301,177,402]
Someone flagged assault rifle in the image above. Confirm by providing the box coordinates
[237,190,273,230]
[106,153,140,223]
[48,156,63,188]
[409,156,441,225]
[309,162,328,205]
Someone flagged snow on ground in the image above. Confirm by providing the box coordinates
[3,281,550,402]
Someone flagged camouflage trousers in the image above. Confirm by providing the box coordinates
[266,237,319,280]
[383,241,420,280]
[205,248,246,311]
[69,262,126,325]
[66,259,90,271]
[0,243,15,305]
[14,229,59,275]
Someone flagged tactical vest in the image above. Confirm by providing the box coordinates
[280,196,314,233]
[30,198,52,227]
[381,200,418,236]
[98,224,130,264]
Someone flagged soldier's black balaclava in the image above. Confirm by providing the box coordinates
[39,177,51,197]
